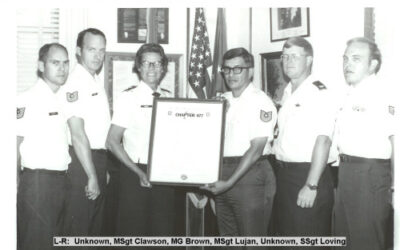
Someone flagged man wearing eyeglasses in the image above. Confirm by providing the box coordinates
[202,48,277,240]
[272,37,337,241]
[106,43,176,237]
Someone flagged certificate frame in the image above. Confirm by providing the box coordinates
[147,98,226,186]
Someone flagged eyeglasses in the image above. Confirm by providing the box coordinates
[280,54,308,62]
[141,60,163,68]
[220,66,251,75]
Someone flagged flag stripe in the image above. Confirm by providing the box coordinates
[210,8,228,98]
[188,8,212,99]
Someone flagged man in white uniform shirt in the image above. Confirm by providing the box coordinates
[272,37,337,242]
[202,48,277,243]
[17,43,70,250]
[333,37,394,250]
[60,28,110,238]
[106,43,177,237]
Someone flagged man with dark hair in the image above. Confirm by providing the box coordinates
[333,37,394,250]
[17,43,70,250]
[106,43,175,237]
[60,28,110,239]
[272,37,337,242]
[202,47,277,242]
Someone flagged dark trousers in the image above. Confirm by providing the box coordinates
[102,154,121,236]
[116,163,175,236]
[63,147,108,239]
[17,168,67,250]
[215,156,276,246]
[333,155,392,250]
[274,161,334,241]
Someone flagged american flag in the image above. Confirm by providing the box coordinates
[188,8,212,99]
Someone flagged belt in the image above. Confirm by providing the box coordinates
[91,148,108,154]
[22,167,67,176]
[69,146,107,153]
[339,154,390,164]
[137,163,147,168]
[223,155,268,164]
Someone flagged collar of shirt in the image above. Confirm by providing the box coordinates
[136,81,165,97]
[224,82,256,102]
[281,75,318,105]
[36,78,64,100]
[76,63,101,80]
[346,74,377,96]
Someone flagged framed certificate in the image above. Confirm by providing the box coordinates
[147,98,226,186]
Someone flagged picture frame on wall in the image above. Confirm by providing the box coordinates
[270,8,310,42]
[117,8,169,44]
[261,52,289,108]
[103,52,182,114]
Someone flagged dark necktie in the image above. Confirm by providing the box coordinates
[152,92,161,98]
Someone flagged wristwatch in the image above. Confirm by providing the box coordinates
[306,183,318,190]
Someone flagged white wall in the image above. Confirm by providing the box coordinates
[375,7,398,90]
[58,7,383,97]
[252,6,364,91]
[197,6,365,93]
[59,7,188,96]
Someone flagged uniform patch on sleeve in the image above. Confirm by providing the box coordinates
[17,107,25,119]
[389,106,395,115]
[260,110,272,122]
[66,91,79,102]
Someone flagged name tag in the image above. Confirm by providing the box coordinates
[92,92,98,96]
[49,112,59,116]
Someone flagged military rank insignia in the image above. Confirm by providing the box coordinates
[17,107,25,119]
[260,110,272,122]
[312,81,327,90]
[66,91,78,102]
[389,106,395,115]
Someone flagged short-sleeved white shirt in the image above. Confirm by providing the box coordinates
[60,64,111,149]
[17,79,70,170]
[111,81,172,164]
[335,75,395,159]
[223,83,277,157]
[273,75,338,163]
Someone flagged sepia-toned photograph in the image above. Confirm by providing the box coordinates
[12,2,398,250]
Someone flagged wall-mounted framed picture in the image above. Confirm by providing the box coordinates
[117,8,169,44]
[261,52,289,108]
[270,8,310,42]
[104,52,182,114]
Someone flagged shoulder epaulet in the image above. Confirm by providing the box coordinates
[124,85,137,92]
[160,88,171,94]
[312,81,327,90]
